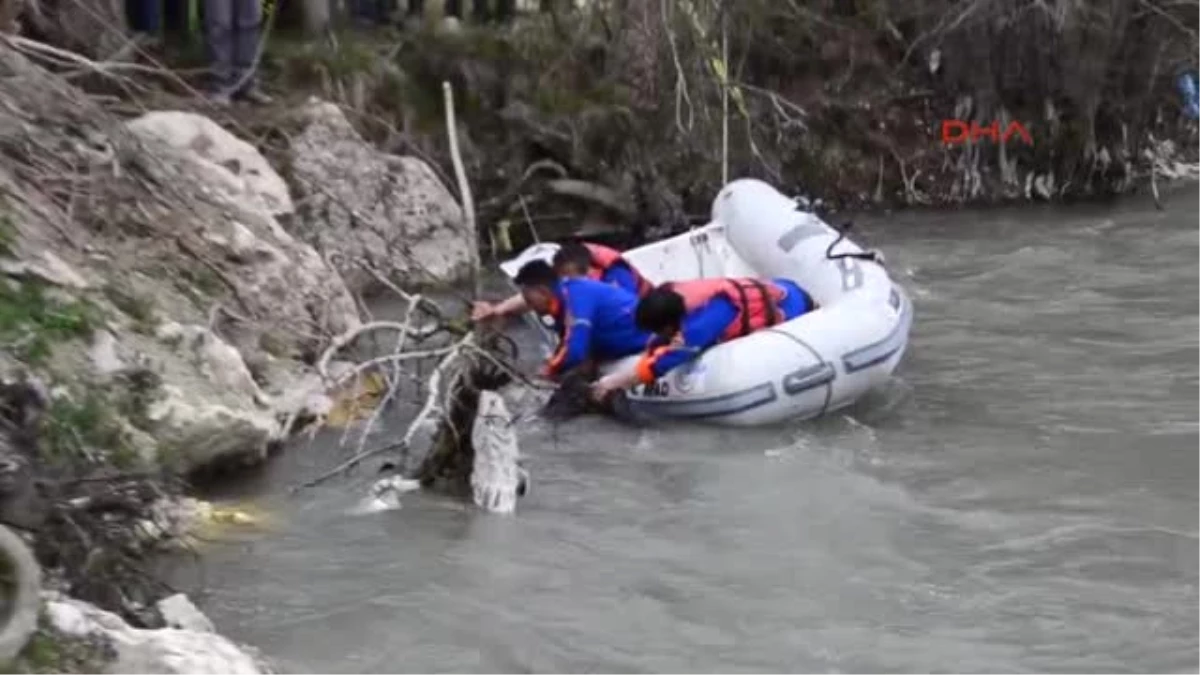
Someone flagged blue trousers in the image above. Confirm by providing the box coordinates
[204,0,261,93]
[351,0,392,22]
[127,0,161,32]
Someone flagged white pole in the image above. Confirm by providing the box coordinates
[720,0,729,186]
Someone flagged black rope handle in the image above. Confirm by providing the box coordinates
[823,219,886,266]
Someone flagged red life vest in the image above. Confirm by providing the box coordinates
[583,242,654,297]
[664,278,786,342]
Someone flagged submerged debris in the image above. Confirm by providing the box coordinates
[470,390,522,514]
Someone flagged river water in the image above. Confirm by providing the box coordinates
[183,190,1198,673]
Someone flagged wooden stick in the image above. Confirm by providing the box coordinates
[443,81,480,296]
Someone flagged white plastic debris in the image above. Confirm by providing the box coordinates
[470,390,523,514]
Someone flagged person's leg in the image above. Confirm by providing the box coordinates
[127,0,145,32]
[350,0,373,23]
[494,0,512,22]
[130,0,163,34]
[470,0,487,23]
[232,0,270,101]
[163,0,182,31]
[144,0,162,34]
[203,0,235,100]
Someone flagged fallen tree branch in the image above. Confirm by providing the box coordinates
[347,291,425,456]
[290,333,476,493]
[315,320,441,380]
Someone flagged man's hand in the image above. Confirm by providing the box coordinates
[537,362,560,383]
[589,371,637,402]
[471,301,498,322]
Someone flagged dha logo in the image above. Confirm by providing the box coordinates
[941,119,1033,146]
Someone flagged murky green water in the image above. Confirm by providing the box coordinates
[182,189,1198,673]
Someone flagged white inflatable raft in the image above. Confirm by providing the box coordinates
[499,178,914,426]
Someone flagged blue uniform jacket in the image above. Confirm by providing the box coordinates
[544,277,655,376]
[599,264,641,297]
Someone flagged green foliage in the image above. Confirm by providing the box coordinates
[113,369,164,433]
[102,282,157,334]
[5,631,64,674]
[1,611,114,674]
[0,210,17,258]
[257,331,293,359]
[267,28,396,83]
[40,389,138,468]
[0,281,99,365]
[39,370,162,470]
[146,261,224,307]
[178,264,225,298]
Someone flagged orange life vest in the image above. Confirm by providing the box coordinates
[664,278,787,342]
[583,242,654,297]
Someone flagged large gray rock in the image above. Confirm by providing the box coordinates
[70,322,285,474]
[156,594,216,634]
[288,99,478,292]
[121,109,361,359]
[127,111,294,217]
[0,47,362,474]
[44,593,268,674]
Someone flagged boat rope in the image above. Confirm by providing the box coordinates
[824,219,886,267]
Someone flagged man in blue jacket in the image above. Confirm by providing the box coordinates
[511,259,654,381]
[471,240,651,323]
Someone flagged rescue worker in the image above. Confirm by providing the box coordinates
[553,240,654,298]
[471,240,652,323]
[511,259,654,381]
[589,277,817,399]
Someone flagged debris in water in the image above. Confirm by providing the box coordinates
[325,371,388,428]
[353,475,421,514]
[471,390,523,514]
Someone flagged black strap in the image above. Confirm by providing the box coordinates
[728,280,780,337]
[823,219,885,265]
[731,283,753,337]
[746,279,779,327]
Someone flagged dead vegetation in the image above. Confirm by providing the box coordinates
[248,0,1198,248]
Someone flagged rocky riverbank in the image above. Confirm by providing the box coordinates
[0,36,487,670]
[12,592,269,673]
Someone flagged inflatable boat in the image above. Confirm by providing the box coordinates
[498,178,914,426]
